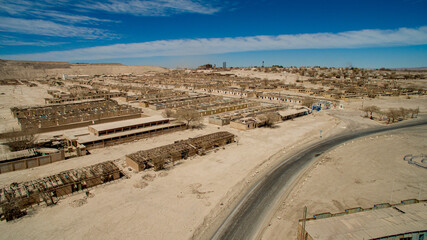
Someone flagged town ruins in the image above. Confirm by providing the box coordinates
[0,60,425,239]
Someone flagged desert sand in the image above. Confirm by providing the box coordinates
[217,69,306,84]
[261,125,427,239]
[0,60,167,80]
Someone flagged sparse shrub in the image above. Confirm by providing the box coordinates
[162,109,174,118]
[399,107,409,120]
[362,106,380,119]
[385,109,400,123]
[175,108,201,128]
[257,112,280,128]
[301,97,315,108]
[409,107,419,118]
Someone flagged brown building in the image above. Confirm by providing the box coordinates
[126,131,235,172]
[65,116,186,150]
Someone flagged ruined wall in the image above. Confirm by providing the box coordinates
[126,131,235,172]
[0,150,65,174]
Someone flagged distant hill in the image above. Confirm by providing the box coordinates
[394,67,427,71]
[0,59,168,80]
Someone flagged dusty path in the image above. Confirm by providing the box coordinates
[210,118,427,240]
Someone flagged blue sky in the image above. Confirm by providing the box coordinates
[0,0,426,68]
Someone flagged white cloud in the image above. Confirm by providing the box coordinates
[30,10,118,24]
[2,26,427,61]
[0,40,65,46]
[79,0,220,16]
[0,35,66,46]
[0,17,117,39]
[0,0,220,19]
[0,0,217,41]
[0,0,114,23]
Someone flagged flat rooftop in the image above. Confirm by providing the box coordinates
[88,115,168,132]
[278,108,309,116]
[79,122,185,144]
[304,201,427,239]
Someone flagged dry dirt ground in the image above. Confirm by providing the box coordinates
[0,84,338,239]
[0,60,167,80]
[261,125,427,239]
[217,69,306,84]
[0,84,52,134]
[343,95,427,112]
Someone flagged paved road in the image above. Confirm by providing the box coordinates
[211,119,427,240]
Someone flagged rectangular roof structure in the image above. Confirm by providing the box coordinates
[79,122,184,144]
[304,201,427,239]
[88,116,169,133]
[278,108,309,117]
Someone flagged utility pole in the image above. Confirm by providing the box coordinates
[300,206,307,240]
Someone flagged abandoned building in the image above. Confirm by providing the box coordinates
[209,104,286,127]
[209,116,231,126]
[278,108,311,121]
[45,89,126,104]
[0,161,122,221]
[256,92,304,104]
[227,108,311,130]
[88,116,170,136]
[230,117,258,130]
[297,199,427,240]
[176,99,260,117]
[200,87,256,98]
[11,99,142,132]
[126,131,235,172]
[147,95,222,110]
[126,89,187,103]
[65,116,186,150]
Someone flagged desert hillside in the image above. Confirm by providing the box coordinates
[0,59,168,79]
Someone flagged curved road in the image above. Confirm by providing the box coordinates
[211,118,427,240]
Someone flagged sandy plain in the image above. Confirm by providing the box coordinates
[0,60,167,80]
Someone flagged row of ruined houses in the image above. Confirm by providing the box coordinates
[126,131,235,171]
[0,161,122,221]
